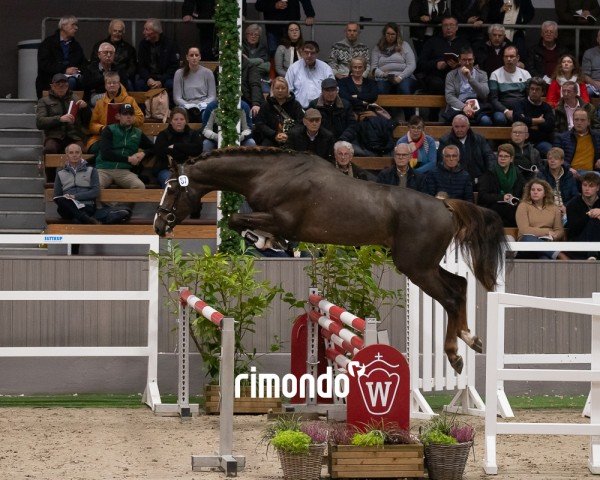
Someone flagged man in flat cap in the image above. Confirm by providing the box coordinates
[286,107,335,160]
[307,77,356,139]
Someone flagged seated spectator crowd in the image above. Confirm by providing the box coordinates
[34,13,600,255]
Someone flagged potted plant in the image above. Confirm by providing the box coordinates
[152,241,284,413]
[420,413,475,480]
[328,420,424,479]
[263,416,328,480]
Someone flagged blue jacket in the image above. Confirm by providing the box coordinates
[424,163,474,201]
[553,128,600,170]
[396,134,437,174]
[536,164,580,206]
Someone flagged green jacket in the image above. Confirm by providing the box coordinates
[96,123,154,170]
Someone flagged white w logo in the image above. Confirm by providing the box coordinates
[365,381,392,407]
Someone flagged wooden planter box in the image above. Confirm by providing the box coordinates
[204,384,282,414]
[329,444,424,479]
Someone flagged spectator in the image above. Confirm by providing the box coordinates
[475,24,513,77]
[437,114,495,187]
[512,77,555,157]
[286,108,335,160]
[90,19,137,90]
[242,58,264,117]
[478,143,526,227]
[83,43,126,106]
[337,56,379,115]
[274,22,304,77]
[555,80,600,133]
[182,0,217,61]
[536,146,580,214]
[408,0,450,55]
[424,144,474,201]
[86,71,144,157]
[396,115,437,174]
[95,103,153,191]
[135,19,180,91]
[509,121,542,179]
[202,100,253,128]
[36,15,87,98]
[451,0,488,43]
[546,54,590,108]
[370,22,418,101]
[173,46,217,123]
[53,143,100,225]
[307,78,356,140]
[442,46,492,125]
[555,0,600,49]
[527,21,569,82]
[376,143,422,189]
[338,107,395,157]
[566,172,600,259]
[489,45,531,125]
[333,141,371,180]
[486,0,534,56]
[515,178,567,259]
[582,30,600,97]
[203,104,256,153]
[285,41,335,108]
[243,24,271,93]
[154,108,203,187]
[254,76,305,146]
[417,16,469,95]
[255,0,315,56]
[36,73,89,159]
[554,107,600,180]
[328,22,370,79]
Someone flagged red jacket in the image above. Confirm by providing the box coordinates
[546,80,590,108]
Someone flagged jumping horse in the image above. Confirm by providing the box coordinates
[154,147,507,373]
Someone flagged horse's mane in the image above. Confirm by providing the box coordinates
[185,146,299,165]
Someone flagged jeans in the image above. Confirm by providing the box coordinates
[376,77,417,119]
[535,141,553,158]
[492,111,509,125]
[519,234,556,259]
[157,169,171,189]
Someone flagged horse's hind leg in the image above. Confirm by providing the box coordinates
[405,265,470,373]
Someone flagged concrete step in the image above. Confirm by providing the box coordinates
[0,176,45,193]
[0,145,43,162]
[0,245,48,256]
[0,114,37,129]
[0,129,42,145]
[0,194,44,211]
[0,211,45,229]
[0,99,36,115]
[0,160,41,177]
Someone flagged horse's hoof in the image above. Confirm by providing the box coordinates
[450,356,464,374]
[472,336,483,353]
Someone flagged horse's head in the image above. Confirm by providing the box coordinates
[153,160,204,236]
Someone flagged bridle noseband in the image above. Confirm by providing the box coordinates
[156,172,188,230]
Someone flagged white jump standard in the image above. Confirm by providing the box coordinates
[179,288,245,477]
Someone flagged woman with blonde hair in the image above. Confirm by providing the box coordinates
[253,76,304,146]
[516,178,568,259]
[370,23,417,96]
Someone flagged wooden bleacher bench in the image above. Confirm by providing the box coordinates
[376,94,447,109]
[45,223,217,238]
[353,157,391,170]
[44,188,217,204]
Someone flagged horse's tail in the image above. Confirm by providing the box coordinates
[444,199,507,291]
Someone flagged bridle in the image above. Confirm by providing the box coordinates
[156,164,189,231]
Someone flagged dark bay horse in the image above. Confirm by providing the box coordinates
[154,147,507,373]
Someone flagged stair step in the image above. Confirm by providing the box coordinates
[0,229,44,234]
[0,176,45,193]
[0,129,42,145]
[0,211,45,229]
[0,145,43,162]
[0,196,44,211]
[0,160,41,177]
[0,114,37,129]
[0,99,36,114]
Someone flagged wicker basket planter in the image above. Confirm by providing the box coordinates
[329,444,424,478]
[204,385,281,414]
[277,443,326,480]
[424,441,473,480]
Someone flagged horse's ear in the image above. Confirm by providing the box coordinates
[167,154,177,171]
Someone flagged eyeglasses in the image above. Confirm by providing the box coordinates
[100,51,115,55]
[395,153,412,157]
[409,125,424,130]
[336,152,352,158]
[512,131,527,135]
[305,118,321,122]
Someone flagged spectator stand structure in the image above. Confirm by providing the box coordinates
[0,234,165,410]
[179,288,245,477]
